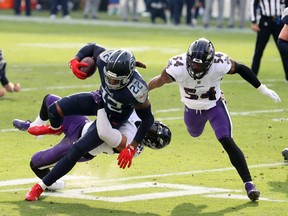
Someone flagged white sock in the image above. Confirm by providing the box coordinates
[30,115,47,127]
[245,181,253,185]
[38,181,47,190]
[51,126,62,130]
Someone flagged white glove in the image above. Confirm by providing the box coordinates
[257,84,281,103]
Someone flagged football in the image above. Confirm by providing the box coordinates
[79,57,96,77]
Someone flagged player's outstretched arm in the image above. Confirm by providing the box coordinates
[148,68,174,91]
[229,59,281,103]
[257,84,281,103]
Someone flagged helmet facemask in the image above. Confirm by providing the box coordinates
[104,49,136,90]
[141,121,171,150]
[104,68,133,90]
[186,38,215,80]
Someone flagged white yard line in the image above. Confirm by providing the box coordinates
[16,78,286,92]
[1,108,286,132]
[0,163,287,202]
[0,162,286,187]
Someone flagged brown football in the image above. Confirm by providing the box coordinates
[79,57,96,77]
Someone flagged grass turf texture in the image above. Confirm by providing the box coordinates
[0,13,288,216]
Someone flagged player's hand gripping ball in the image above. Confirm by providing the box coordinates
[79,57,97,78]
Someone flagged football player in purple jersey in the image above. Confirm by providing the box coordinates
[13,93,171,192]
[24,45,155,201]
[148,38,281,202]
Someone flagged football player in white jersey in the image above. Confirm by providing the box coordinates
[148,38,281,202]
[13,93,171,198]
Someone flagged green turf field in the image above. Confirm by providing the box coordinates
[0,13,288,216]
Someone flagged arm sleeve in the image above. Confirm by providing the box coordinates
[235,61,261,88]
[76,43,106,60]
[96,108,122,148]
[134,105,154,143]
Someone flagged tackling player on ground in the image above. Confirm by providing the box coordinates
[13,93,171,193]
[24,45,155,201]
[148,38,281,202]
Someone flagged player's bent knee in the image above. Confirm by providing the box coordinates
[30,160,42,174]
[48,103,59,118]
[187,129,202,137]
[30,160,37,170]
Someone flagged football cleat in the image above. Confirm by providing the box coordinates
[28,125,64,136]
[13,119,31,131]
[282,148,288,160]
[25,183,44,201]
[47,180,65,191]
[245,182,260,202]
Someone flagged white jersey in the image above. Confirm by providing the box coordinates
[166,52,232,110]
[86,110,141,156]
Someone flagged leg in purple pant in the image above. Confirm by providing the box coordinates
[30,94,89,179]
[184,99,252,184]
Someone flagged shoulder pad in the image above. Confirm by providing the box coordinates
[127,77,149,103]
[99,50,114,63]
[166,53,186,72]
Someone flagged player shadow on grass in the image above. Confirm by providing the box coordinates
[268,172,288,198]
[170,202,258,216]
[2,200,160,216]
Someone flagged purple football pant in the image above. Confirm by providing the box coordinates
[31,94,89,169]
[184,99,232,140]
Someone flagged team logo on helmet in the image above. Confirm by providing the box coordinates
[141,121,172,150]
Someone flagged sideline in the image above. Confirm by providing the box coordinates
[0,14,253,34]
